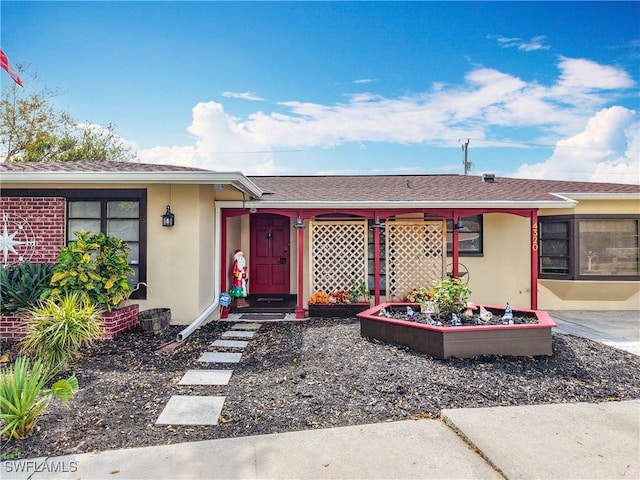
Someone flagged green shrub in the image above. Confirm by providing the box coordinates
[0,263,54,314]
[0,356,78,440]
[429,276,471,319]
[48,231,134,311]
[20,292,103,374]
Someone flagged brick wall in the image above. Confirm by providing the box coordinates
[0,197,66,264]
[1,305,140,342]
[101,304,140,340]
[0,315,27,341]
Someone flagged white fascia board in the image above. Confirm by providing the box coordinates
[216,199,578,209]
[1,171,264,198]
[552,192,640,201]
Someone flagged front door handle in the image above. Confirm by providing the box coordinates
[279,257,287,264]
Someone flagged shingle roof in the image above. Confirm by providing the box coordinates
[2,161,638,204]
[247,174,640,203]
[0,160,208,173]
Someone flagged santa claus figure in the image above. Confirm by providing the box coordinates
[229,249,249,308]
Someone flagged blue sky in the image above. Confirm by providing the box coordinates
[2,1,639,183]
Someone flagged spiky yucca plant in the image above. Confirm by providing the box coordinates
[0,356,78,439]
[20,292,104,375]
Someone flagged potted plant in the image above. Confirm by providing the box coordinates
[308,279,371,318]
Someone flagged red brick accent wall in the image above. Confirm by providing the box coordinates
[0,315,27,341]
[1,304,140,342]
[100,304,140,340]
[0,197,66,264]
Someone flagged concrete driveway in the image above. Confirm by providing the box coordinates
[549,310,640,355]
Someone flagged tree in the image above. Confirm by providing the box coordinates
[0,70,137,163]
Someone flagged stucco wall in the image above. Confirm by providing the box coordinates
[144,184,216,323]
[463,213,532,309]
[539,198,640,216]
[538,280,640,310]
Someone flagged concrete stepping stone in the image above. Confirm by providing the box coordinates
[178,369,233,385]
[199,352,242,363]
[231,323,261,330]
[212,339,249,349]
[222,330,255,339]
[155,395,225,425]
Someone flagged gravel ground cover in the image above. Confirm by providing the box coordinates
[2,317,640,460]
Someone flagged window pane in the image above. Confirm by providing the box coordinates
[69,201,100,218]
[541,222,568,237]
[447,216,482,254]
[107,219,139,241]
[108,201,139,218]
[127,266,139,285]
[68,219,101,239]
[541,239,568,256]
[541,256,569,274]
[127,243,139,264]
[579,219,639,276]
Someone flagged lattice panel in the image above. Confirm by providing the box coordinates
[310,220,368,293]
[386,220,446,300]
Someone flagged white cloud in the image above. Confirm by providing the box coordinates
[512,106,640,184]
[221,91,264,101]
[492,35,550,51]
[140,57,637,180]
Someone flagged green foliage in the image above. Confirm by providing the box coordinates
[0,263,54,314]
[0,356,78,440]
[429,277,471,319]
[1,77,136,163]
[20,292,104,374]
[48,231,134,311]
[347,278,372,304]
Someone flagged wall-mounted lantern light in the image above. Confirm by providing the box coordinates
[372,216,385,229]
[294,216,304,229]
[162,205,175,227]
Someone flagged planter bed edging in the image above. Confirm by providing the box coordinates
[357,302,556,359]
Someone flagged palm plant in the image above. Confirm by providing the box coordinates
[0,356,78,439]
[20,292,104,374]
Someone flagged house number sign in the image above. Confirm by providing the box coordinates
[531,222,539,251]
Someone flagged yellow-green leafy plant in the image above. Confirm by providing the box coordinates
[0,356,78,440]
[20,292,103,375]
[47,231,134,311]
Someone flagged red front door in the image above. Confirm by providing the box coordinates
[250,214,290,295]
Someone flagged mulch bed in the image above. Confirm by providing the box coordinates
[2,317,640,460]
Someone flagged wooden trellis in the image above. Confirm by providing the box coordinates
[309,220,368,293]
[386,220,446,300]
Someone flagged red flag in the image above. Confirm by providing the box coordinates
[0,48,24,87]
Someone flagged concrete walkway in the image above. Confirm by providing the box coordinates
[2,400,638,479]
[2,311,639,479]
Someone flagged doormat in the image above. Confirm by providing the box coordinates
[239,313,286,320]
[256,297,285,302]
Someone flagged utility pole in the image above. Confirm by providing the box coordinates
[461,139,472,175]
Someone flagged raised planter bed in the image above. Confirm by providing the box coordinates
[308,303,371,318]
[101,304,140,340]
[357,302,556,359]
